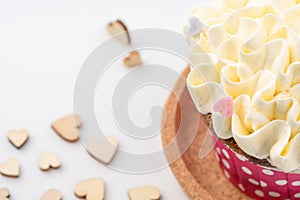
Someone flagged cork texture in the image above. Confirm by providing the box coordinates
[161,67,252,200]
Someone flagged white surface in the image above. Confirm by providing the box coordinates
[0,0,208,199]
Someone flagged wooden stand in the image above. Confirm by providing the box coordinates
[161,67,251,200]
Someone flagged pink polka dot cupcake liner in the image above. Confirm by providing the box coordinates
[215,139,300,200]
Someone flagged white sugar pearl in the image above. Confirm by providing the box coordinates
[186,17,204,36]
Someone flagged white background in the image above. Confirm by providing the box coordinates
[0,0,208,199]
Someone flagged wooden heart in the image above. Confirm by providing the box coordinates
[128,186,161,200]
[0,157,20,177]
[107,20,130,45]
[124,51,142,67]
[40,189,62,200]
[86,135,118,164]
[74,178,105,200]
[7,129,29,149]
[39,151,61,171]
[0,188,10,200]
[51,114,82,142]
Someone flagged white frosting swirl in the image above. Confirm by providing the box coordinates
[186,0,300,171]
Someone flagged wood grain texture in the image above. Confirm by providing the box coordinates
[161,67,251,200]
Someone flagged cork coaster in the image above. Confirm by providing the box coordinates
[161,67,251,200]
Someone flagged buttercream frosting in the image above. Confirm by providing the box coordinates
[186,0,300,171]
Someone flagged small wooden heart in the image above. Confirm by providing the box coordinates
[0,157,20,178]
[39,151,61,171]
[40,189,62,200]
[107,20,130,45]
[0,188,10,200]
[51,114,82,142]
[86,135,118,164]
[74,178,105,200]
[124,51,142,67]
[128,186,161,200]
[7,129,29,149]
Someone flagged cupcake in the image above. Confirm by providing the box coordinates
[185,0,300,199]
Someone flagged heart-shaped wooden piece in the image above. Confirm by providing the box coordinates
[7,129,29,149]
[0,157,20,178]
[86,135,118,164]
[107,20,130,45]
[40,189,62,200]
[39,151,61,171]
[74,178,105,200]
[128,186,161,200]
[0,188,10,200]
[213,96,234,118]
[124,51,142,67]
[51,114,82,142]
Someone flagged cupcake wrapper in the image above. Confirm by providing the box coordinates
[215,139,300,200]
